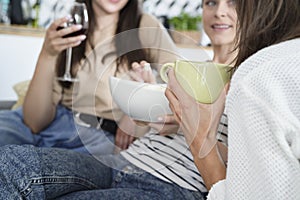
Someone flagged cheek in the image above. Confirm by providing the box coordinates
[122,0,129,5]
[202,12,214,30]
[203,22,210,33]
[229,12,238,23]
[97,0,105,6]
[202,19,212,33]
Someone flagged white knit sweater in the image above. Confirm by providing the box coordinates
[208,38,300,200]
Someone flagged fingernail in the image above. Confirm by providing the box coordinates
[79,35,86,40]
[144,63,151,71]
[75,24,82,29]
[65,15,71,20]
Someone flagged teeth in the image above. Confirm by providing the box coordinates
[213,25,230,28]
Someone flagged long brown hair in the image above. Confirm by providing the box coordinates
[234,0,300,68]
[56,0,149,88]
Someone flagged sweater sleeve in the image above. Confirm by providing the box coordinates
[225,49,300,199]
[207,179,226,200]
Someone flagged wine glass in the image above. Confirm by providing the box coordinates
[56,2,89,82]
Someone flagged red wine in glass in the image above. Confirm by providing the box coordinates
[56,26,88,38]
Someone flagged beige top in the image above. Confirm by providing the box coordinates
[52,14,178,121]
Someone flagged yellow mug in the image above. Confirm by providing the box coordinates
[160,60,232,104]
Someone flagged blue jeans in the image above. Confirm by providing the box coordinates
[0,145,205,200]
[0,105,114,155]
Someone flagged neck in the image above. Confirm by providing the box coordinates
[212,44,237,65]
[92,2,119,31]
[91,5,119,45]
[95,12,119,31]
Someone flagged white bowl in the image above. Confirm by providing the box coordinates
[109,77,172,122]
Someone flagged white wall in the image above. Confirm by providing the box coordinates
[0,34,43,100]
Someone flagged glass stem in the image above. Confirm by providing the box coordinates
[65,47,72,77]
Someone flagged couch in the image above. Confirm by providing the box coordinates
[0,80,29,110]
[0,101,16,110]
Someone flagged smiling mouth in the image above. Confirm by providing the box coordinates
[212,24,232,29]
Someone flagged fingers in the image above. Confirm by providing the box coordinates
[131,62,143,74]
[166,69,184,97]
[130,61,156,83]
[148,122,163,133]
[165,87,179,110]
[56,24,82,38]
[50,16,85,38]
[49,16,71,31]
[157,114,177,124]
[130,62,145,82]
[141,63,153,83]
[43,18,87,56]
[140,60,149,66]
[134,120,149,127]
[128,70,144,82]
[142,63,156,84]
[148,121,180,136]
[53,23,86,45]
[115,129,125,150]
[115,129,135,150]
[55,34,86,48]
[167,68,196,106]
[165,87,182,123]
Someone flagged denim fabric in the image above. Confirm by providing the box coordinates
[58,164,206,200]
[0,145,206,200]
[0,105,114,155]
[0,145,113,199]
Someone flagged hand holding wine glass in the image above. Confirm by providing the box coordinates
[56,2,89,82]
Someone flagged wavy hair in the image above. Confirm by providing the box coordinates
[234,0,300,68]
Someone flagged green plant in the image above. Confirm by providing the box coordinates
[169,12,202,31]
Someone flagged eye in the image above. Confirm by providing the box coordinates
[205,0,217,7]
[228,0,236,6]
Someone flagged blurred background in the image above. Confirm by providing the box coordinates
[0,0,212,102]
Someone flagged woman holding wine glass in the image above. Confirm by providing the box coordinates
[0,0,178,155]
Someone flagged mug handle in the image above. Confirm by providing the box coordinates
[160,63,174,83]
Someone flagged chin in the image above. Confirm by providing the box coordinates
[104,0,128,12]
[210,37,235,46]
[96,0,128,14]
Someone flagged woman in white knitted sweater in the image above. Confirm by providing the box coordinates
[166,0,300,199]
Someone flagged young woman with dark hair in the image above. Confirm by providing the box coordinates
[0,0,178,154]
[166,0,300,199]
[56,0,150,87]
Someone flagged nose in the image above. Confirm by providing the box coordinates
[215,2,228,18]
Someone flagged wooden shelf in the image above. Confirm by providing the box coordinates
[0,24,45,37]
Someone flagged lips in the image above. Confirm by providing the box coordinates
[212,24,232,29]
[109,0,121,3]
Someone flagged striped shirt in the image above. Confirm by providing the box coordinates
[121,113,228,193]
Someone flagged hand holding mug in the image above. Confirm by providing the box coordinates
[160,60,232,104]
[165,68,229,158]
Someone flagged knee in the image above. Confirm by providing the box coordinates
[0,145,39,199]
